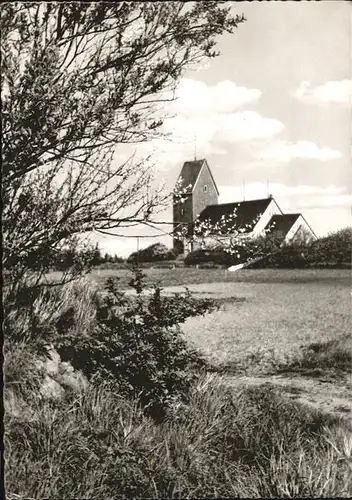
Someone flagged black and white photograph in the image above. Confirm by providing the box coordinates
[2,1,351,498]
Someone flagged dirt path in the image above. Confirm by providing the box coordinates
[221,372,352,421]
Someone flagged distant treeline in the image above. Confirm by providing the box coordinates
[48,228,351,271]
[47,245,124,271]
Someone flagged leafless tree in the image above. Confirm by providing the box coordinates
[1,2,245,287]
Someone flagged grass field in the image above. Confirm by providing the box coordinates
[91,266,351,416]
[47,266,350,289]
[77,267,350,370]
[177,272,351,371]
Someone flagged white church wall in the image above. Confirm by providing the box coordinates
[252,199,283,236]
[285,216,316,243]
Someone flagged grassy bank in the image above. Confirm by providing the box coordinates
[277,334,352,379]
[5,269,352,498]
[5,366,352,499]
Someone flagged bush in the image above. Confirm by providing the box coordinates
[4,269,217,421]
[250,242,312,269]
[52,270,217,421]
[248,228,352,269]
[127,243,176,264]
[311,227,352,266]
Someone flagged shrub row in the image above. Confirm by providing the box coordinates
[185,228,352,268]
[127,243,177,264]
[184,248,236,267]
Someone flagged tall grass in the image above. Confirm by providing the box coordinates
[5,365,352,499]
[4,277,98,347]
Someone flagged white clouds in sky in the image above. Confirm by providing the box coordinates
[175,78,262,115]
[171,79,281,143]
[115,77,263,168]
[141,78,344,171]
[213,111,284,142]
[146,78,284,167]
[260,140,342,162]
[293,79,352,105]
[218,182,348,205]
[163,111,283,145]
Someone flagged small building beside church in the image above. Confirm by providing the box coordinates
[173,158,317,255]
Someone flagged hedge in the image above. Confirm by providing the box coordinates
[127,243,177,264]
[185,228,352,269]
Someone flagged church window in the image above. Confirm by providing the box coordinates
[204,185,208,193]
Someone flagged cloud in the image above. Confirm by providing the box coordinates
[260,140,342,162]
[294,194,352,209]
[218,182,348,205]
[147,78,284,167]
[160,111,283,154]
[213,112,284,143]
[292,80,352,105]
[141,114,283,172]
[133,78,286,170]
[174,78,262,115]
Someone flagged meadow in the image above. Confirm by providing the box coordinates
[177,270,351,370]
[79,267,351,372]
[47,265,351,288]
[88,266,351,418]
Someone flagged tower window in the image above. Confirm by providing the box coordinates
[204,185,208,193]
[181,208,184,215]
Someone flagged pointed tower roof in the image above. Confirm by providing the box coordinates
[176,159,219,195]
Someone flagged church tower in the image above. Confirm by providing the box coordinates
[173,159,219,254]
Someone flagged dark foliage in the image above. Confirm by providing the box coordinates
[250,228,352,269]
[311,227,351,266]
[127,243,177,264]
[57,271,217,421]
[184,248,236,267]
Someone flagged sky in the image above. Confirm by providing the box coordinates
[96,1,351,257]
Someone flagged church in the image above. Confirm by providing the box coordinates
[173,159,317,255]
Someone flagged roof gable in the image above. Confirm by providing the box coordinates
[176,159,219,195]
[296,213,318,239]
[198,197,273,233]
[265,214,301,237]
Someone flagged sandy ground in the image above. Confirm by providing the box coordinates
[222,373,352,421]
